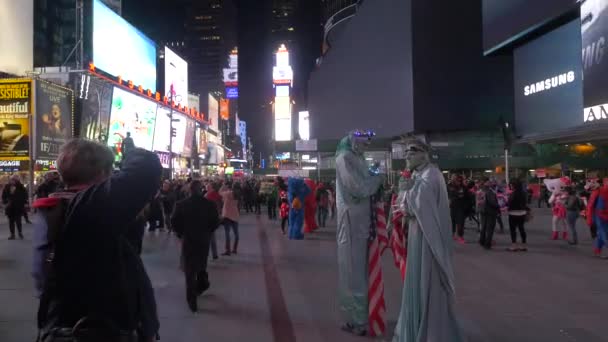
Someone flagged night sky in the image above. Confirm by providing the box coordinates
[122,0,322,159]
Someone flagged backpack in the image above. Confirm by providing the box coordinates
[36,198,142,342]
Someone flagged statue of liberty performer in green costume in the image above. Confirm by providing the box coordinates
[392,137,465,342]
[335,130,383,336]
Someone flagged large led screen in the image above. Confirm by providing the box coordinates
[108,87,157,153]
[183,118,195,156]
[514,19,583,136]
[93,0,157,92]
[208,94,219,132]
[483,0,578,54]
[582,0,608,122]
[153,106,186,154]
[164,47,188,107]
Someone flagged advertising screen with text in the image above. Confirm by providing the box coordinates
[514,19,583,136]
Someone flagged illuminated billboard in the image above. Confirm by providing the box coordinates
[0,80,31,160]
[298,111,310,140]
[275,85,290,97]
[108,87,157,154]
[0,0,33,76]
[208,94,219,131]
[275,97,291,119]
[226,87,238,99]
[582,0,608,123]
[274,96,291,141]
[164,47,188,107]
[93,0,157,92]
[153,106,187,154]
[273,66,293,85]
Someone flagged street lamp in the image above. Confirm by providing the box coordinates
[167,85,182,180]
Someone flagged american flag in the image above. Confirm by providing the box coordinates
[390,194,408,281]
[368,201,389,337]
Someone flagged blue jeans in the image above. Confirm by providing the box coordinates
[566,211,579,243]
[223,219,239,250]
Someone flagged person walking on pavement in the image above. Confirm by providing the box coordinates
[480,177,500,250]
[2,175,28,239]
[448,175,467,243]
[316,183,330,228]
[565,187,584,245]
[172,180,220,313]
[159,180,176,232]
[507,179,529,252]
[220,183,240,255]
[267,181,279,220]
[205,183,222,260]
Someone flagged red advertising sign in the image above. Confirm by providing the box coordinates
[536,169,546,178]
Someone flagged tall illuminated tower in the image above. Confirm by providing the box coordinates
[273,44,294,141]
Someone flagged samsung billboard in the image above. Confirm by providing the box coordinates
[93,0,157,92]
[582,0,608,122]
[514,19,583,136]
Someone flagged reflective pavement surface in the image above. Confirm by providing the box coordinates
[0,209,607,342]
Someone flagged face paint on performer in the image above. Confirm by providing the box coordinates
[405,145,429,171]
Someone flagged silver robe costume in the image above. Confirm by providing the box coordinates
[393,164,464,342]
[335,136,382,330]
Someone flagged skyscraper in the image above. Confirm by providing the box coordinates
[34,0,122,68]
[179,0,237,111]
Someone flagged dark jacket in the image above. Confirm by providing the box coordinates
[36,179,61,199]
[508,190,528,212]
[2,181,28,217]
[41,149,162,338]
[483,188,500,215]
[171,194,220,271]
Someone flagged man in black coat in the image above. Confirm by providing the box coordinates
[2,175,28,239]
[172,180,220,313]
[35,140,162,342]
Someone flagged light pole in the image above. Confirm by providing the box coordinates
[167,85,182,180]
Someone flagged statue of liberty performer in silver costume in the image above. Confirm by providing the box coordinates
[335,130,383,336]
[392,137,465,342]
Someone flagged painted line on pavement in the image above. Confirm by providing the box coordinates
[256,217,296,342]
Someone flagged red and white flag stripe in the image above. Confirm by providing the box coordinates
[368,202,388,337]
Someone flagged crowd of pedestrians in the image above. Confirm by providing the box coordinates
[442,174,603,255]
[13,138,339,342]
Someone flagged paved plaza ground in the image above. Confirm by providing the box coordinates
[0,208,607,342]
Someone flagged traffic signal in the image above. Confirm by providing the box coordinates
[171,128,177,137]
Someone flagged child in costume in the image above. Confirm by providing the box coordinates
[545,177,571,240]
[280,198,289,234]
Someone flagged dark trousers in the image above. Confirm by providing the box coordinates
[267,199,277,219]
[480,213,497,249]
[508,215,527,244]
[317,206,328,227]
[538,197,549,208]
[8,215,22,236]
[451,207,465,237]
[255,200,261,215]
[281,217,288,233]
[496,214,504,232]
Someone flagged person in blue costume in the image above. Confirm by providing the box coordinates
[335,130,383,336]
[392,137,465,342]
[287,177,310,240]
